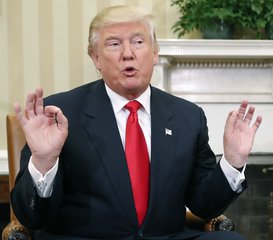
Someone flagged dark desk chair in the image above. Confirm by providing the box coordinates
[2,114,234,240]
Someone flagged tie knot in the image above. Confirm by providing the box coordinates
[125,100,142,113]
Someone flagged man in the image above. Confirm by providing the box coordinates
[11,5,262,240]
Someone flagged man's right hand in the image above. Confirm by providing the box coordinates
[13,87,68,175]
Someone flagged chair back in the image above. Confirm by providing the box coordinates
[6,114,26,221]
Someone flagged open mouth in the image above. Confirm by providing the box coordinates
[123,67,137,76]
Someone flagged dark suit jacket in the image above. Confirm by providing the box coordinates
[11,80,244,239]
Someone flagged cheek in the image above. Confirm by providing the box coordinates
[100,59,120,77]
[142,54,157,71]
[101,53,119,67]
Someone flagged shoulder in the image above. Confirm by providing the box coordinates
[150,86,208,134]
[46,80,101,99]
[150,85,202,114]
[43,79,104,115]
[44,80,102,104]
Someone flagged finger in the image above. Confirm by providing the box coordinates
[44,106,68,128]
[243,106,255,125]
[44,105,60,123]
[25,91,36,119]
[55,109,68,129]
[238,100,248,120]
[13,102,28,127]
[252,115,262,133]
[34,87,44,115]
[224,110,237,133]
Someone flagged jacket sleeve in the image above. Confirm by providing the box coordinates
[185,107,247,219]
[11,144,64,230]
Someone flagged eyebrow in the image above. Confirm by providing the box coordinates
[104,36,121,42]
[104,31,147,42]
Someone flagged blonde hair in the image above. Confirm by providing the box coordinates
[87,5,158,56]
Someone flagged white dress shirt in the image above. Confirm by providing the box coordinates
[105,84,151,159]
[28,83,245,197]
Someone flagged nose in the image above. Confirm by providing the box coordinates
[122,42,134,61]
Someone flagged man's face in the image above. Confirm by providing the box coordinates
[91,22,158,99]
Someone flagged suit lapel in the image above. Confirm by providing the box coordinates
[147,88,177,218]
[83,81,138,227]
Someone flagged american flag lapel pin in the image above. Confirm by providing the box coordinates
[165,128,172,136]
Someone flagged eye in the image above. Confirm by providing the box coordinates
[132,39,144,48]
[106,40,121,50]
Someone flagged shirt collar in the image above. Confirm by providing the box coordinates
[104,82,151,115]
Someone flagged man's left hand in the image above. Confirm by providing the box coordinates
[223,100,262,169]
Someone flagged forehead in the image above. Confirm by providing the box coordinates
[99,22,150,39]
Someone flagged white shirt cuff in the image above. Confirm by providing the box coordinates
[28,157,59,197]
[220,155,246,193]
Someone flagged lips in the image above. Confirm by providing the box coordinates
[122,66,137,77]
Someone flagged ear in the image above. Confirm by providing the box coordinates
[90,51,101,70]
[153,48,159,65]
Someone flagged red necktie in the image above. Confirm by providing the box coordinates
[125,100,150,226]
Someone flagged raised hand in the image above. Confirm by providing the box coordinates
[13,87,68,175]
[223,100,262,169]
